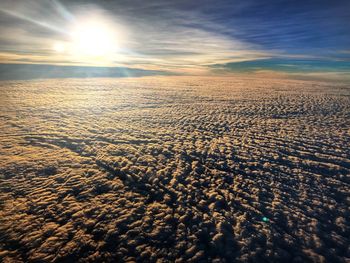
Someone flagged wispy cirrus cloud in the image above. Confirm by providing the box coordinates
[0,0,270,73]
[0,0,349,76]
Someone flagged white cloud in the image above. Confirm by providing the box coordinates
[0,0,269,72]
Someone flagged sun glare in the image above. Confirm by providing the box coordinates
[49,12,128,64]
[52,15,124,63]
[71,21,117,57]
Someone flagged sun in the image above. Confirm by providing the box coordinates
[70,20,118,58]
[51,14,128,64]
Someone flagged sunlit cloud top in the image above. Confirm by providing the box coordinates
[0,0,349,76]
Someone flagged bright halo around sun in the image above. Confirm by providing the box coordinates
[51,12,128,64]
[69,19,119,59]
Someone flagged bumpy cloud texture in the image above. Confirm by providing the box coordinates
[0,76,349,262]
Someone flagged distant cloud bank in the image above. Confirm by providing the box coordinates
[0,64,170,80]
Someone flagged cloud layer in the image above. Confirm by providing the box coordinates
[1,76,349,262]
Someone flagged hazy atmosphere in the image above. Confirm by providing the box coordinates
[0,1,349,262]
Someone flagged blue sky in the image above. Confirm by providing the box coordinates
[202,0,350,54]
[0,0,349,78]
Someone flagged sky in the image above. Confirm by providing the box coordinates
[0,0,349,79]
